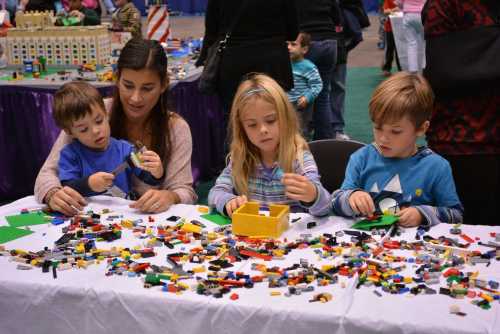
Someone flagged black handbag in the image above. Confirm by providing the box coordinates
[198,1,249,94]
[423,1,500,96]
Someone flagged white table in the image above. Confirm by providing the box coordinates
[0,196,499,334]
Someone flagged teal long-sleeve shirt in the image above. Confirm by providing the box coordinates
[287,59,323,105]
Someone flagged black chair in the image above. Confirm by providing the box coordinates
[308,139,366,193]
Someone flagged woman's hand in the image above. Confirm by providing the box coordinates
[225,195,248,217]
[282,173,317,204]
[348,191,375,216]
[397,207,423,227]
[47,187,86,216]
[129,189,179,213]
[139,150,164,179]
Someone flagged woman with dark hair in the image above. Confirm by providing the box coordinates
[35,38,197,216]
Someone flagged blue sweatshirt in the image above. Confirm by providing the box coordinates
[331,144,463,226]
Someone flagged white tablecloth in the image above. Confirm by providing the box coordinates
[0,196,499,334]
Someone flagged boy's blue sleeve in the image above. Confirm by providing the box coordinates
[304,66,323,104]
[58,146,100,196]
[58,146,81,182]
[331,153,364,217]
[208,162,238,216]
[414,160,464,226]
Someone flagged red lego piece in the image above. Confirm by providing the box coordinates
[443,268,460,277]
[460,234,474,243]
[490,232,496,238]
[383,240,400,249]
[230,293,239,300]
[239,249,272,261]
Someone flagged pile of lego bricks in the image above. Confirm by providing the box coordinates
[1,208,499,314]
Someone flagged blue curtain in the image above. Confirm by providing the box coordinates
[167,0,207,14]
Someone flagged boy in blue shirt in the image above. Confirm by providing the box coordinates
[53,81,164,198]
[287,32,323,138]
[332,72,463,227]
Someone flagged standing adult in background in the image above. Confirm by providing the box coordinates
[296,0,343,140]
[197,0,299,114]
[399,0,426,73]
[330,0,370,140]
[423,0,500,226]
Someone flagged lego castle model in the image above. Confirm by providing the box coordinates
[6,11,111,66]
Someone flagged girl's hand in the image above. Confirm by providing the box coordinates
[139,150,164,179]
[89,172,114,192]
[129,189,179,213]
[225,195,248,217]
[282,173,317,203]
[396,207,423,227]
[47,186,86,216]
[349,191,375,216]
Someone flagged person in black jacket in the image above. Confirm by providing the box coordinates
[196,0,299,113]
[296,0,343,140]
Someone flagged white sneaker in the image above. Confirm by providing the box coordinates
[335,132,351,140]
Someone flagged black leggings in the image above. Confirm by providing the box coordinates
[442,154,499,226]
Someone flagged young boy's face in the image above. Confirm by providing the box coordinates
[67,104,110,151]
[373,116,429,158]
[68,0,82,11]
[287,36,308,62]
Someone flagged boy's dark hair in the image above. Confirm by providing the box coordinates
[369,72,434,128]
[298,32,311,48]
[53,81,105,131]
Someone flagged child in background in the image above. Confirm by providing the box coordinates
[287,32,323,138]
[381,0,401,77]
[331,72,463,227]
[112,0,142,39]
[208,74,330,217]
[55,0,100,26]
[53,81,164,198]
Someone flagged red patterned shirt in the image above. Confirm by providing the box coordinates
[423,0,500,155]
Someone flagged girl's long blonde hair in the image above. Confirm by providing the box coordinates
[229,74,309,196]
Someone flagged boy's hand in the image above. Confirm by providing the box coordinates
[225,195,248,217]
[396,207,422,227]
[89,172,114,192]
[297,96,308,109]
[139,150,164,179]
[349,191,375,216]
[282,173,317,204]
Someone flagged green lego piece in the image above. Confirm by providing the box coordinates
[351,214,399,231]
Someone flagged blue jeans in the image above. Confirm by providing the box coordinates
[330,62,346,134]
[305,39,337,140]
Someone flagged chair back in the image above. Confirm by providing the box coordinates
[308,139,365,193]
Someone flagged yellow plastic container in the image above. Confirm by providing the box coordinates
[231,202,290,238]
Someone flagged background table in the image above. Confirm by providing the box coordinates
[0,73,225,203]
[0,196,498,334]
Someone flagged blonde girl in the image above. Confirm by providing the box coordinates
[208,74,330,217]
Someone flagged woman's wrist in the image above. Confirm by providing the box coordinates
[44,187,61,206]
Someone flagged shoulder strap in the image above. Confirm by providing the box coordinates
[225,0,249,38]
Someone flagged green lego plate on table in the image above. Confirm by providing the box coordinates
[6,212,48,228]
[351,214,399,231]
[200,213,231,226]
[0,226,34,244]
